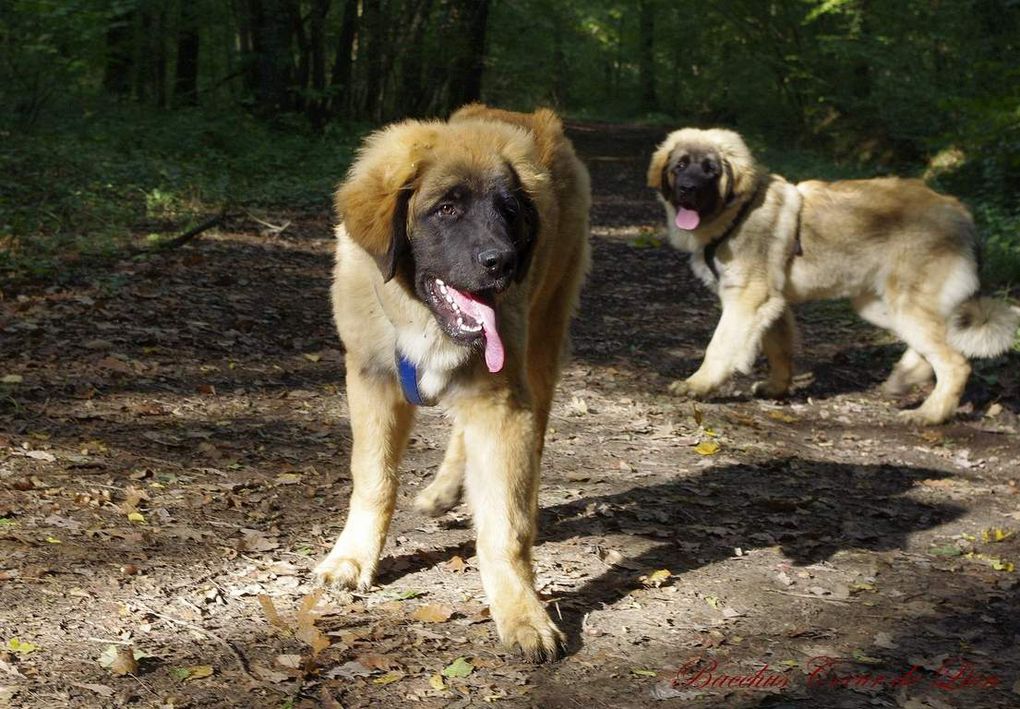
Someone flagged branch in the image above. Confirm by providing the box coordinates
[157,210,227,250]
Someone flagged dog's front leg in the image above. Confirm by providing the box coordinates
[671,285,782,398]
[456,393,564,662]
[315,361,415,591]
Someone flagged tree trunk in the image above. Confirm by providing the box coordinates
[639,0,658,113]
[361,0,384,120]
[136,6,168,107]
[395,0,436,118]
[103,8,135,96]
[307,0,329,125]
[328,0,359,117]
[446,0,490,111]
[174,0,200,106]
[248,0,295,114]
[290,0,310,111]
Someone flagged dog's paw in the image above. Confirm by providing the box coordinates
[668,377,712,399]
[313,555,373,592]
[497,606,566,663]
[413,478,462,517]
[751,379,790,399]
[897,407,949,427]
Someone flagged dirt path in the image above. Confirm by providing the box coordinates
[2,122,1019,708]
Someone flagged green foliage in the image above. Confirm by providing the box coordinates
[1,0,1018,289]
[0,107,362,284]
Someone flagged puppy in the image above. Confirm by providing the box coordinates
[648,127,1018,424]
[315,104,591,660]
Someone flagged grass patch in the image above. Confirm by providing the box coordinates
[0,107,365,288]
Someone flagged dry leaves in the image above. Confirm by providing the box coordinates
[411,604,454,623]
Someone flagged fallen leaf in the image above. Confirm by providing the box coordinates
[874,632,898,649]
[258,594,290,632]
[44,536,61,544]
[127,512,145,524]
[373,672,404,685]
[6,638,38,655]
[71,682,115,698]
[25,450,56,462]
[429,673,447,690]
[443,556,468,573]
[441,657,474,679]
[240,529,280,552]
[183,665,214,682]
[852,649,883,665]
[981,527,1014,543]
[356,653,399,672]
[296,625,330,656]
[1,374,23,384]
[253,664,291,683]
[694,440,720,456]
[632,668,658,677]
[412,604,455,624]
[276,655,303,669]
[98,646,138,675]
[327,661,372,679]
[303,353,322,363]
[639,569,672,588]
[767,410,800,423]
[276,472,303,485]
[704,595,720,609]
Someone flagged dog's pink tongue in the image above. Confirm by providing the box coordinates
[448,288,505,373]
[675,208,700,231]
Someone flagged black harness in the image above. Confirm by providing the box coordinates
[701,182,803,280]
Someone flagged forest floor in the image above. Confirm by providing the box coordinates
[2,122,1020,709]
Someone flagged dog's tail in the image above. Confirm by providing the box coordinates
[947,297,1020,358]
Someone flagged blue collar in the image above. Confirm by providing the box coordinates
[396,351,435,406]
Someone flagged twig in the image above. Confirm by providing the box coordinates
[762,588,850,606]
[244,210,291,234]
[132,601,260,683]
[158,211,227,250]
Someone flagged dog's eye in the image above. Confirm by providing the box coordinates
[702,159,717,175]
[675,157,689,171]
[436,203,459,217]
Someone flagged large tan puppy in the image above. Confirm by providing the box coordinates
[648,127,1018,424]
[315,104,590,660]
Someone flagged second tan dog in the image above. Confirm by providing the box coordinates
[648,127,1018,424]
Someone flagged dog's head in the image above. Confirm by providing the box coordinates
[646,128,761,232]
[335,118,545,350]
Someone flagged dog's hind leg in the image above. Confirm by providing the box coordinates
[314,362,415,590]
[852,295,935,396]
[890,306,970,425]
[414,425,465,517]
[753,307,796,398]
[881,347,935,396]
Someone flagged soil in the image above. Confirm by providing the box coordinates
[2,121,1019,709]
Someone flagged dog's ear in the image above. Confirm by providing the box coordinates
[380,186,413,282]
[722,159,736,206]
[712,129,762,205]
[647,138,676,199]
[502,161,541,283]
[513,188,540,283]
[334,121,436,278]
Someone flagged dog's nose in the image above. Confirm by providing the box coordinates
[477,248,515,278]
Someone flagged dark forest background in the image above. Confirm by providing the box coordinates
[2,0,1019,287]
